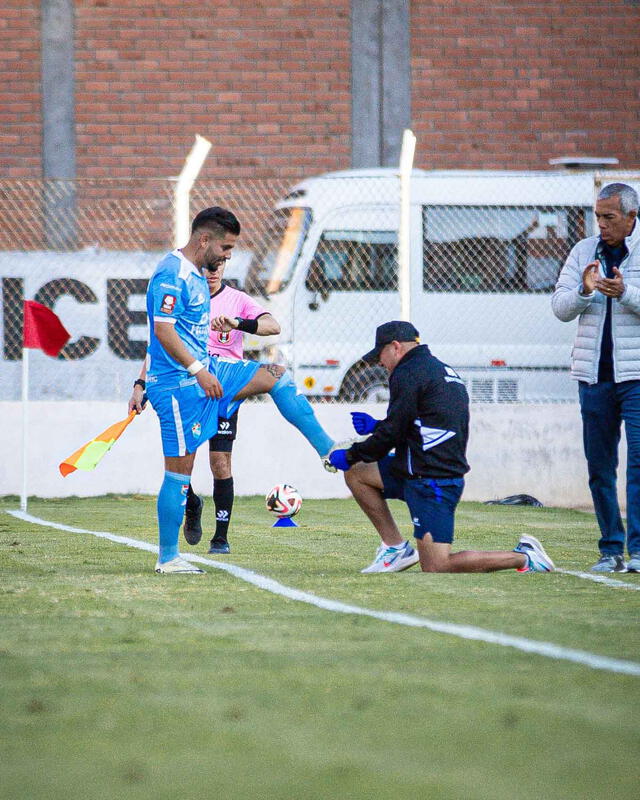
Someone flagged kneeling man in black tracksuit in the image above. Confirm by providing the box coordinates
[328,321,555,574]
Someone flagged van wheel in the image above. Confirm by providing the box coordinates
[341,366,389,403]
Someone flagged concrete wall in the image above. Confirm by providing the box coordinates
[1,400,625,509]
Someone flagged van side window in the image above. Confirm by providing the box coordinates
[307,231,398,292]
[422,206,586,292]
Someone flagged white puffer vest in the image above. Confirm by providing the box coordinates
[552,221,640,384]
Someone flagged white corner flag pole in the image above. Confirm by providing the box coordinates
[173,134,213,248]
[398,129,416,323]
[20,346,29,513]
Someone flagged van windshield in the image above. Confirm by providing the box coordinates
[246,207,312,295]
[306,230,398,291]
[423,205,589,292]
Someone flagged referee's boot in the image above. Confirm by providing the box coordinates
[208,537,230,555]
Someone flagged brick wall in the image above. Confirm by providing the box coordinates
[75,0,351,180]
[412,0,640,169]
[1,1,639,181]
[0,2,41,177]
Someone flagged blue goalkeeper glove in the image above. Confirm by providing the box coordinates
[351,411,379,435]
[329,449,351,472]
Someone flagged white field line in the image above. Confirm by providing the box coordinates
[7,509,640,678]
[558,568,640,588]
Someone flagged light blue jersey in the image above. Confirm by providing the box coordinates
[146,250,210,387]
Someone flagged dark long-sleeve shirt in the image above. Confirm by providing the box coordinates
[347,345,470,480]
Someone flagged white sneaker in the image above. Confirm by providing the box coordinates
[321,436,368,473]
[361,540,420,573]
[513,535,555,572]
[154,556,205,574]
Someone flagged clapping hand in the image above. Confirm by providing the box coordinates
[595,266,625,299]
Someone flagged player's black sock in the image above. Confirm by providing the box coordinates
[212,477,234,543]
[185,483,199,511]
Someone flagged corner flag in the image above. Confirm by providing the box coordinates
[23,300,71,356]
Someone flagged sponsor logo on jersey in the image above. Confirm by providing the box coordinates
[191,422,202,438]
[160,294,177,314]
[190,323,209,338]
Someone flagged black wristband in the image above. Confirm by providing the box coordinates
[235,317,258,334]
[133,379,146,390]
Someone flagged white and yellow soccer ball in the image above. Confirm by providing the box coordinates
[265,484,302,518]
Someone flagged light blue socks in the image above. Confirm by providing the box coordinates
[269,371,334,456]
[157,470,190,563]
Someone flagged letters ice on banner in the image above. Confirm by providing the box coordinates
[2,250,157,401]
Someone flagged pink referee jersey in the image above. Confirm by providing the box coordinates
[207,283,268,359]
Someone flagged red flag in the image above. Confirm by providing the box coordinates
[23,300,71,357]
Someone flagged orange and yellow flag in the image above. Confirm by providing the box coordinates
[59,412,137,476]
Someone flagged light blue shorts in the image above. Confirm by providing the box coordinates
[212,356,262,419]
[148,357,261,457]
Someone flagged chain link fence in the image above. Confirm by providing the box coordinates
[1,171,639,403]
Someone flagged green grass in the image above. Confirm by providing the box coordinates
[1,494,639,800]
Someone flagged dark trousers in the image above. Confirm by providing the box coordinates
[579,380,640,557]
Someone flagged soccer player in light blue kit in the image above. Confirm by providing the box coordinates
[134,207,335,573]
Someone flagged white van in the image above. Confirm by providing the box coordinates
[242,168,627,402]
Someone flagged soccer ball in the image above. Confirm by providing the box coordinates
[265,484,302,518]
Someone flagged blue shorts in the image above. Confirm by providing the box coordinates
[378,455,464,544]
[148,357,261,457]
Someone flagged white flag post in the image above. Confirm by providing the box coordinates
[21,346,29,513]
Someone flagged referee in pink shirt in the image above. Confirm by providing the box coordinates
[183,252,280,553]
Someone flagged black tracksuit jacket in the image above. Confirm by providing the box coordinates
[347,345,470,481]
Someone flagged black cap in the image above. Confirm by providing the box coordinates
[362,320,420,363]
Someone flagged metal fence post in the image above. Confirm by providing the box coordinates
[398,128,416,323]
[173,135,212,248]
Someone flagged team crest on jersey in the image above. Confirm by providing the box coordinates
[191,422,202,438]
[181,484,189,497]
[160,294,177,314]
[218,331,231,344]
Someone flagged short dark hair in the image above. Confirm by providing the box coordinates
[191,206,241,237]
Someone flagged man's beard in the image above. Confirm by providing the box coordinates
[202,256,224,272]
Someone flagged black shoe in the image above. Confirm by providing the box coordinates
[208,539,230,554]
[183,495,203,545]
